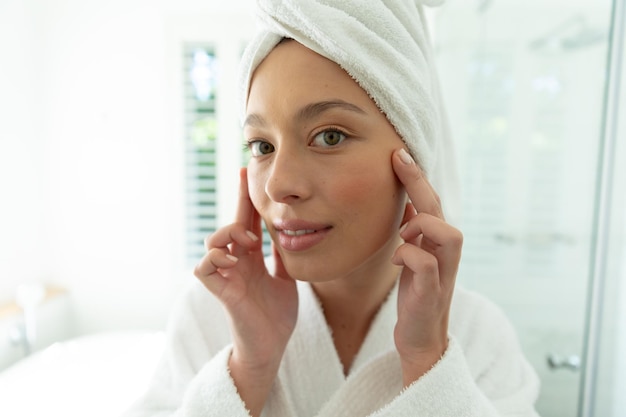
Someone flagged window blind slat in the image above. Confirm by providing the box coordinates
[183,44,218,266]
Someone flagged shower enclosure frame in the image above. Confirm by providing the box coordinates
[579,0,625,415]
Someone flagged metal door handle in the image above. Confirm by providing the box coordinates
[547,353,581,371]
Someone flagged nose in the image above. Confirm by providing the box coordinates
[264,147,311,204]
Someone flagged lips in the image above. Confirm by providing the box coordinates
[282,229,317,236]
[273,220,332,251]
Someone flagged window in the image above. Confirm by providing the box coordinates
[182,42,271,266]
[183,44,219,266]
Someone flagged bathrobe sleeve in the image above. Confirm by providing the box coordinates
[123,281,251,417]
[366,290,541,417]
[127,281,539,417]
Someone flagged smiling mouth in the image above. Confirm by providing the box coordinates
[274,224,332,251]
[282,229,318,236]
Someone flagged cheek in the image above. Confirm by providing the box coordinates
[330,161,404,219]
[246,164,267,213]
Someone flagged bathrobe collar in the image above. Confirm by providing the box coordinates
[267,280,402,417]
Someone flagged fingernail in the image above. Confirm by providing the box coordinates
[246,230,259,241]
[226,254,239,263]
[399,148,414,165]
[399,222,408,234]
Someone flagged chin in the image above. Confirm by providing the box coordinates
[281,256,336,282]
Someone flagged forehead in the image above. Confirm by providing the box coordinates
[247,41,378,114]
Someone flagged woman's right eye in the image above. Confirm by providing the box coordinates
[248,140,275,157]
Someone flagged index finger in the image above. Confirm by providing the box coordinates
[235,167,254,227]
[392,149,444,220]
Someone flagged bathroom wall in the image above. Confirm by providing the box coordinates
[0,0,47,305]
[0,0,254,342]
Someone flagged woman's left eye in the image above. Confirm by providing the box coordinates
[312,129,347,147]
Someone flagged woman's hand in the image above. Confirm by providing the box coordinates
[193,168,298,416]
[391,149,463,387]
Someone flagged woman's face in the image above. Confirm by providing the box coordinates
[245,40,407,282]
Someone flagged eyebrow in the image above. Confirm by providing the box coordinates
[243,99,367,128]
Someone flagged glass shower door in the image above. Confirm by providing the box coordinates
[585,0,626,415]
[433,1,615,416]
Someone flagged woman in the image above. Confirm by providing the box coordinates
[127,1,540,416]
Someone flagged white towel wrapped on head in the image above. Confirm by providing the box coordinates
[239,0,461,224]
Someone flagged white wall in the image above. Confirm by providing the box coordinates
[0,0,254,339]
[0,0,46,304]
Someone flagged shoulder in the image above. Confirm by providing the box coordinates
[166,279,232,356]
[449,286,516,337]
[171,279,226,322]
[449,287,525,375]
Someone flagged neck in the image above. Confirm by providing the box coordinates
[311,266,399,321]
[311,243,401,374]
[311,234,402,318]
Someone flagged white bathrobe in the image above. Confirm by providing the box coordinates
[125,280,540,417]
